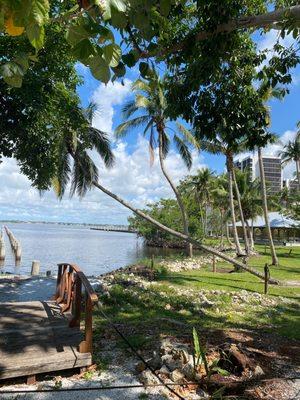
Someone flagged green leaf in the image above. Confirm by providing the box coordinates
[66,24,90,46]
[72,39,96,62]
[1,62,24,88]
[139,62,151,79]
[28,0,49,26]
[111,7,127,29]
[160,0,171,16]
[213,367,230,376]
[103,44,121,67]
[122,52,137,68]
[89,55,111,83]
[97,26,115,44]
[112,62,126,77]
[109,0,126,13]
[26,23,44,49]
[192,327,200,358]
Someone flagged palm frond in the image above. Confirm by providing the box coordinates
[174,135,192,170]
[87,127,115,168]
[135,94,150,109]
[54,138,71,199]
[122,100,139,119]
[198,139,223,155]
[70,148,99,198]
[131,79,151,94]
[176,123,199,149]
[115,116,150,138]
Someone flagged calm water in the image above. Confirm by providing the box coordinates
[0,222,150,277]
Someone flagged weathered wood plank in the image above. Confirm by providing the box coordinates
[0,300,92,380]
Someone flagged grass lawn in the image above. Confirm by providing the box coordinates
[94,245,300,347]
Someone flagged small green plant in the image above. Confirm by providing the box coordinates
[192,327,230,379]
[83,370,94,380]
[139,394,149,400]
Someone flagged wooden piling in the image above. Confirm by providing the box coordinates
[4,226,22,261]
[31,260,40,276]
[0,230,5,261]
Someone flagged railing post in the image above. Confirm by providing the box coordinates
[79,293,93,354]
[69,274,82,328]
[264,263,270,295]
[54,264,63,300]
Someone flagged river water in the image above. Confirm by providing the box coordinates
[0,222,182,277]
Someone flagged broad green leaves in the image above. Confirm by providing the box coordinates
[90,55,111,83]
[1,54,30,87]
[103,44,121,67]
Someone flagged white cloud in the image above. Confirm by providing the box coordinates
[0,138,205,223]
[91,79,132,135]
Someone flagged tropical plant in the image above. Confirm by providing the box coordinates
[53,102,114,199]
[234,170,263,251]
[197,138,249,257]
[278,127,300,190]
[181,168,215,237]
[115,70,199,256]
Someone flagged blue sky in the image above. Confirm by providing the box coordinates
[0,30,299,224]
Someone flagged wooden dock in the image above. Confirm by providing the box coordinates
[0,263,98,382]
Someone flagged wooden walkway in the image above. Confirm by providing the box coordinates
[0,264,98,382]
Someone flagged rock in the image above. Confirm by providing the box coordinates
[140,370,160,385]
[147,354,162,370]
[182,362,195,380]
[220,344,255,374]
[136,361,146,373]
[160,338,173,355]
[170,369,185,383]
[157,365,170,376]
[254,365,264,376]
[161,354,181,371]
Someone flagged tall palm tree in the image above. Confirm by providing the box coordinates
[235,170,262,252]
[197,138,249,256]
[52,104,278,283]
[278,127,300,190]
[182,168,214,236]
[115,72,198,257]
[256,84,285,265]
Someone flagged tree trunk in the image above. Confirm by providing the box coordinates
[226,155,244,256]
[230,157,251,255]
[226,221,234,246]
[91,179,279,284]
[296,158,300,190]
[157,128,192,257]
[258,147,278,266]
[245,219,254,251]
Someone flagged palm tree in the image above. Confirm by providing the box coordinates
[197,138,249,256]
[256,84,285,265]
[52,103,278,283]
[234,170,262,252]
[53,102,115,199]
[278,127,300,190]
[182,168,214,236]
[115,72,198,257]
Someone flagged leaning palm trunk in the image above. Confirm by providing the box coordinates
[230,162,250,256]
[91,179,279,284]
[258,147,278,266]
[226,155,244,256]
[158,129,193,257]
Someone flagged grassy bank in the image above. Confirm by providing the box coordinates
[94,245,300,347]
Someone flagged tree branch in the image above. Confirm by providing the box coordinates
[140,5,300,59]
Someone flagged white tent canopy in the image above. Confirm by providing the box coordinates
[235,212,299,229]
